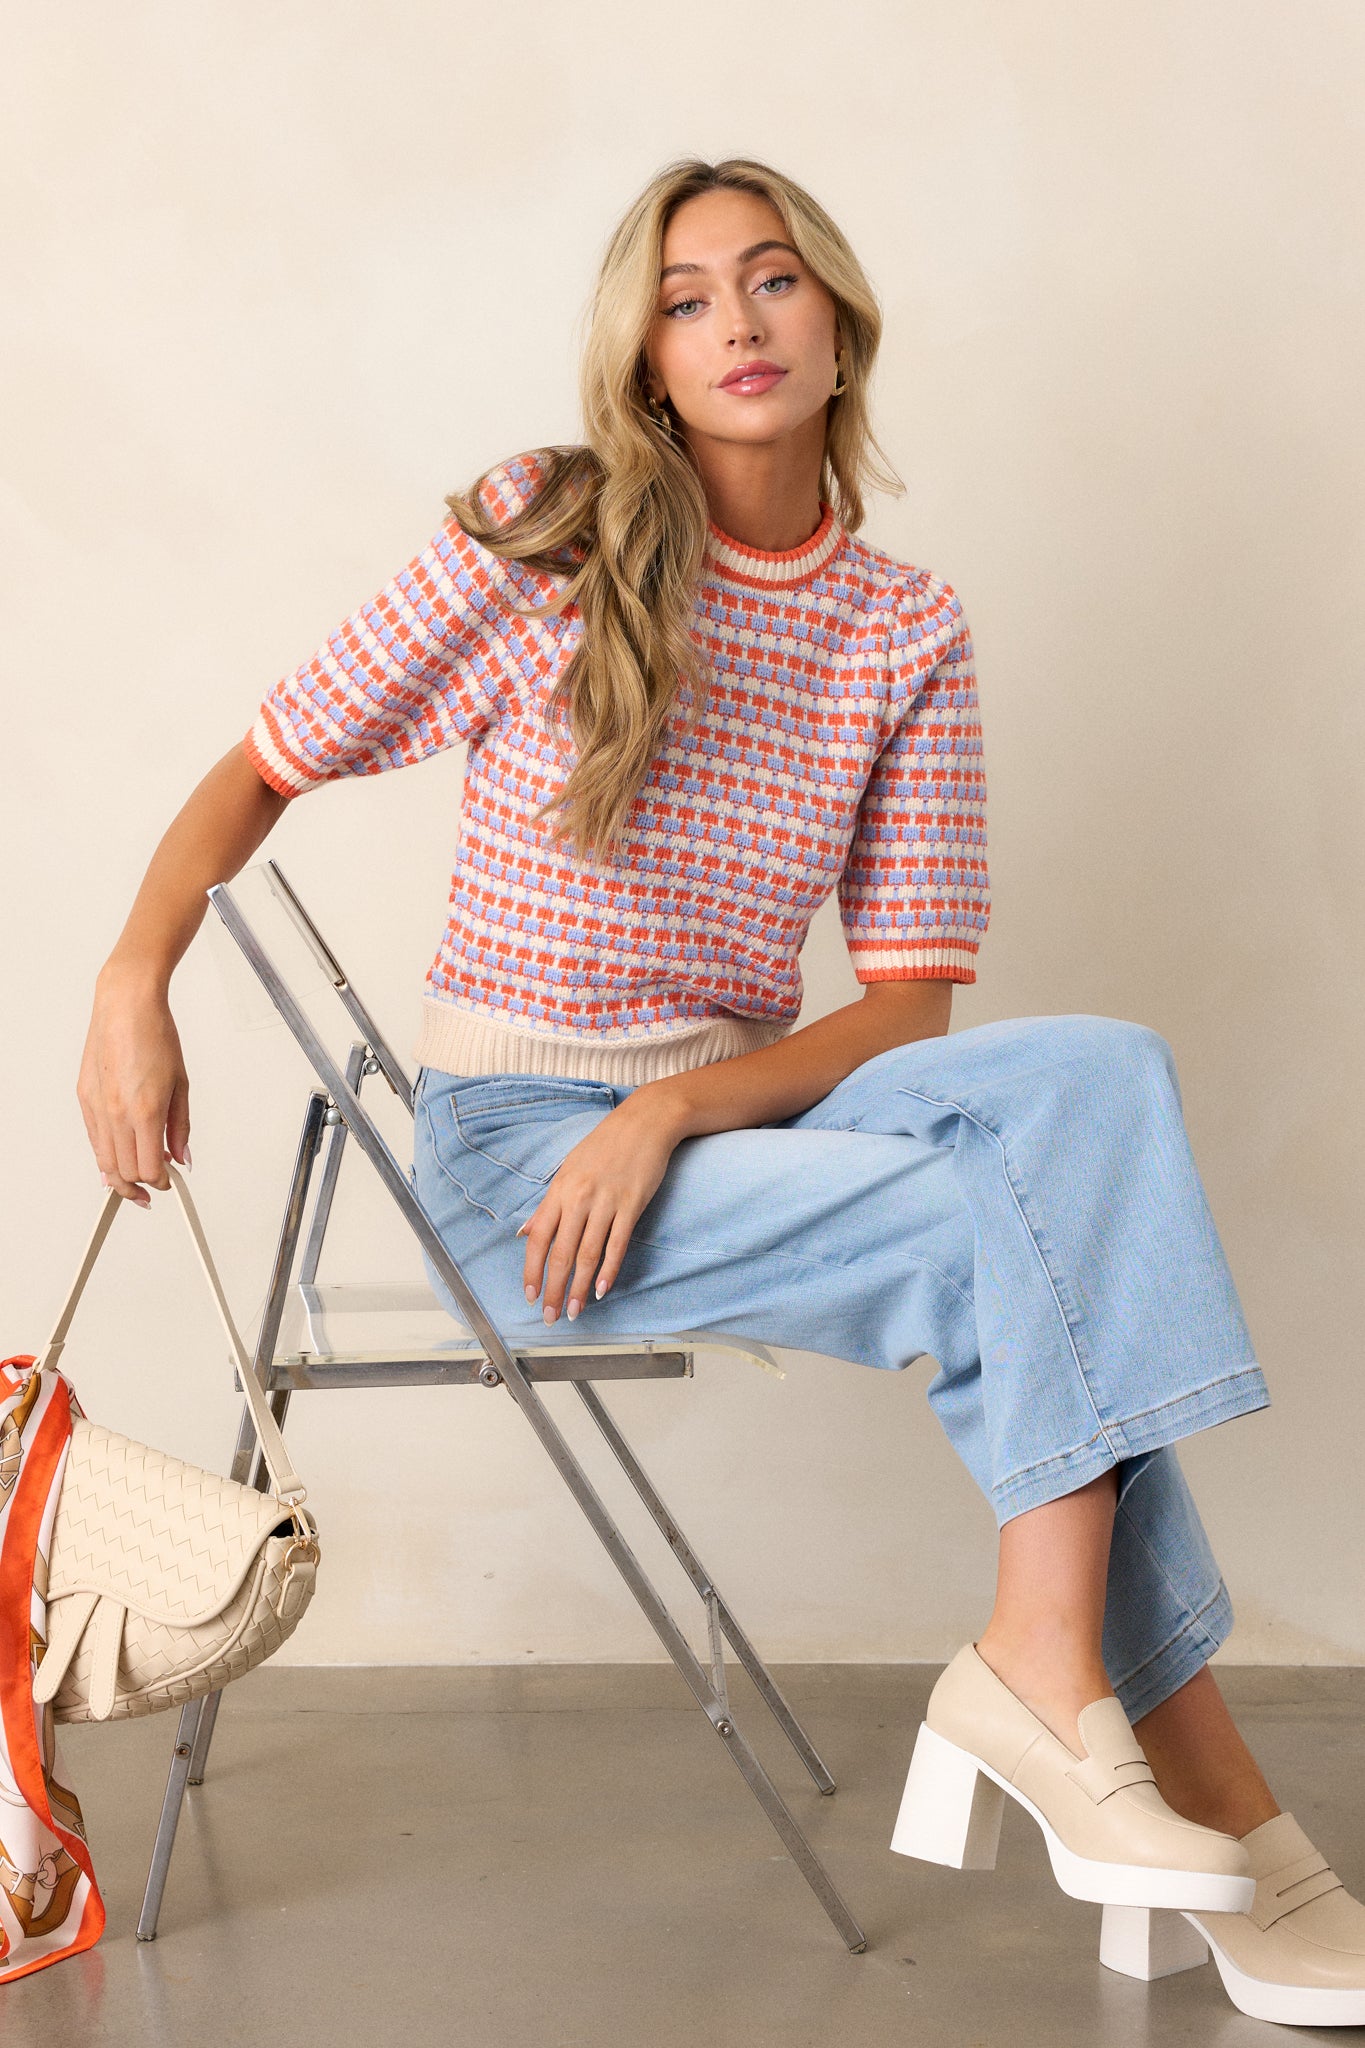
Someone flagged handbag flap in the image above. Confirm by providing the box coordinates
[47,1415,298,1627]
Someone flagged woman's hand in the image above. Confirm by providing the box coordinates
[77,964,191,1207]
[516,1092,691,1324]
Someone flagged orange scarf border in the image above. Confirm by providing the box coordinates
[0,1357,105,1980]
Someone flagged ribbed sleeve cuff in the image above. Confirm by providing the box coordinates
[242,717,312,798]
[851,941,980,985]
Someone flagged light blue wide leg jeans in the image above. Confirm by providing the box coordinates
[411,1013,1271,1720]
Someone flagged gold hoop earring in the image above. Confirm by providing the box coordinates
[831,352,849,398]
[646,392,674,440]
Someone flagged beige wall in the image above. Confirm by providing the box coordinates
[6,4,1362,1668]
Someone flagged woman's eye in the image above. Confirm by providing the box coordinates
[661,271,798,319]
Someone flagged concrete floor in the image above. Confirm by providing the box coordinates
[5,1664,1363,2046]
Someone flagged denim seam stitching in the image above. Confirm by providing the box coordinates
[1108,1578,1230,1701]
[893,1082,1123,1465]
[1094,1364,1265,1436]
[1010,1359,1268,1474]
[991,1428,1113,1498]
[989,1369,1266,1499]
[452,1128,556,1189]
[418,1096,501,1219]
[1110,1470,1233,1690]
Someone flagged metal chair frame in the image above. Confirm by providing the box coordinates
[136,861,867,1953]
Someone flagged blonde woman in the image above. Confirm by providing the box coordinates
[78,157,1363,2025]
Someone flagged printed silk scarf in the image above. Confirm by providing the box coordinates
[0,1354,103,1979]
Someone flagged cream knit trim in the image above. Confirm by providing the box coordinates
[413,996,793,1086]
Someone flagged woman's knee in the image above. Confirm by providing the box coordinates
[1038,1013,1180,1102]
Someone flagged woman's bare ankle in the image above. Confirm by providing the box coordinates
[974,1627,1115,1755]
[1133,1666,1282,1838]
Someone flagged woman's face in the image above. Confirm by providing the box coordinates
[643,188,843,454]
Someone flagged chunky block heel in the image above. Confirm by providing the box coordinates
[901,1647,1255,1911]
[891,1712,1253,1909]
[890,1721,1005,1869]
[1100,1904,1210,1981]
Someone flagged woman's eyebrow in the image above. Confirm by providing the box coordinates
[659,239,801,283]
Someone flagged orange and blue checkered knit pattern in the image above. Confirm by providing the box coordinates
[244,450,990,1085]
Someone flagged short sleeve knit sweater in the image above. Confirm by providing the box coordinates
[244,450,990,1087]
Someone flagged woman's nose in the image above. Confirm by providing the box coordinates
[722,297,763,346]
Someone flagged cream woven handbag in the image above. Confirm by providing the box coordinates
[29,1163,320,1725]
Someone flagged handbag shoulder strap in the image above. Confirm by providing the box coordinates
[37,1164,306,1507]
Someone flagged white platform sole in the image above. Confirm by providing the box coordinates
[890,1722,1256,1913]
[1101,1904,1365,2026]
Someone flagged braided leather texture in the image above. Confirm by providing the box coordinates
[40,1417,319,1724]
[50,1535,315,1724]
[49,1417,291,1621]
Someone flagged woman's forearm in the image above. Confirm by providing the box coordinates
[635,978,955,1142]
[80,742,292,1201]
[98,742,291,994]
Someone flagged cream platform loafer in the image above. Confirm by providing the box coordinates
[1101,1810,1365,2026]
[891,1644,1255,1912]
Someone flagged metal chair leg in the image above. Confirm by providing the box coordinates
[138,1086,327,1930]
[494,1361,868,1952]
[136,1699,204,1940]
[575,1378,838,1795]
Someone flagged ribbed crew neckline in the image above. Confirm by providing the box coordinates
[703,498,846,590]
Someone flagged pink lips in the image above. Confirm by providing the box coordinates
[719,361,786,394]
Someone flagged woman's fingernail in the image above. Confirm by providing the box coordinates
[595,1280,606,1299]
[181,1146,192,1171]
[524,1284,537,1303]
[543,1304,557,1324]
[567,1298,580,1321]
[100,1172,112,1188]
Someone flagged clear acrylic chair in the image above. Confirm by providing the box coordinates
[136,861,867,1953]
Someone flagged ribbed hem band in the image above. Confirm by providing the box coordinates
[413,995,794,1086]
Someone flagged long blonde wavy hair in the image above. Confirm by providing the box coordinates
[444,155,903,867]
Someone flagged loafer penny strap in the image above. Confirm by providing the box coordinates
[1252,1849,1346,1929]
[1066,1749,1157,1805]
